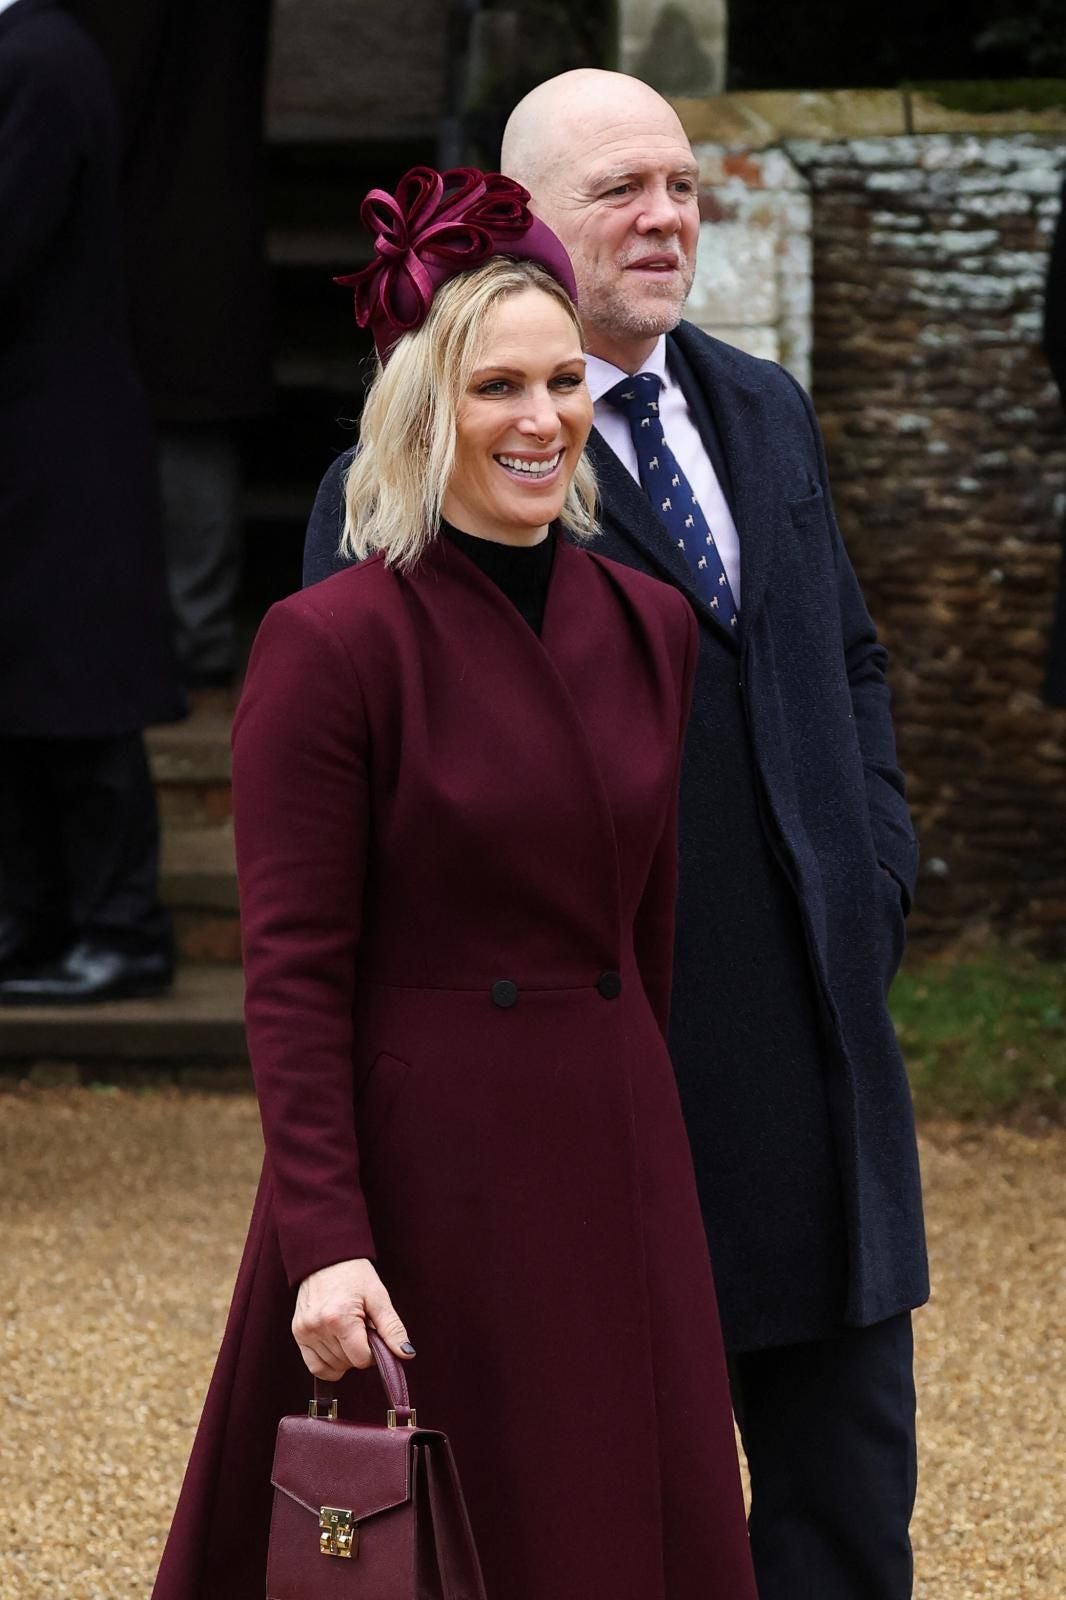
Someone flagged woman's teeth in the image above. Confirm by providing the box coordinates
[496,452,561,477]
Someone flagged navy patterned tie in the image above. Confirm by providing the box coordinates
[605,372,738,626]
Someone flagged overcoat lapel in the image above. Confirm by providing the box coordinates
[409,535,624,940]
[584,429,740,652]
[669,323,781,635]
[666,336,735,516]
[587,324,787,651]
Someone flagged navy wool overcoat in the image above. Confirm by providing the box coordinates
[67,0,273,422]
[303,324,930,1351]
[152,535,759,1600]
[0,0,182,737]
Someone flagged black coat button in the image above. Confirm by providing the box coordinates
[596,970,622,1000]
[491,980,519,1009]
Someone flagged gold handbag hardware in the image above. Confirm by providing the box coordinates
[319,1506,358,1558]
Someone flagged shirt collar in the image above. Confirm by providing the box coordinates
[585,336,669,405]
[0,0,25,17]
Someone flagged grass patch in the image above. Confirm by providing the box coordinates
[892,952,1066,1122]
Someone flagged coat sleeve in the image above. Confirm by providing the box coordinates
[632,596,699,1036]
[784,371,920,911]
[0,51,83,299]
[303,449,359,588]
[232,597,376,1286]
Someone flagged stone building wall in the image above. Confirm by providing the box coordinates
[680,94,1066,950]
[798,133,1066,948]
[690,147,812,387]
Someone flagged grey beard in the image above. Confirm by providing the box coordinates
[581,279,690,342]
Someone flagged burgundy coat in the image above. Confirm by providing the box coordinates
[152,534,757,1600]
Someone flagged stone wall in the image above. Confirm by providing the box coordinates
[798,133,1066,948]
[620,0,726,96]
[681,94,1066,950]
[691,148,811,386]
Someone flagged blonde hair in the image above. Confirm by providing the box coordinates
[341,258,599,569]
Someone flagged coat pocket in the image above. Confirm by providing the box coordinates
[356,1051,413,1156]
[787,486,827,529]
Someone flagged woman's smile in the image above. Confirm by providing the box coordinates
[494,449,563,482]
[442,285,594,545]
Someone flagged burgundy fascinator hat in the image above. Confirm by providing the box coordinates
[335,166,578,361]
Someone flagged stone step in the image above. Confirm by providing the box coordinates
[156,780,233,827]
[265,137,439,244]
[170,909,240,967]
[148,711,233,783]
[148,710,240,963]
[161,825,237,910]
[0,964,247,1067]
[161,825,241,966]
[148,709,234,826]
[240,401,356,542]
[244,136,437,580]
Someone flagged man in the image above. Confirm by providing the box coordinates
[302,70,928,1600]
[0,0,184,1002]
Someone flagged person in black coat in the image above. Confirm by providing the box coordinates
[1042,170,1066,707]
[302,71,928,1600]
[68,0,273,689]
[0,0,184,1002]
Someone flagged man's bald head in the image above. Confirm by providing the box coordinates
[502,70,688,195]
[501,71,700,372]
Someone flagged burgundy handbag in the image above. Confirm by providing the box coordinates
[267,1329,487,1600]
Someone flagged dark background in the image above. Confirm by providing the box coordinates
[727,0,1066,89]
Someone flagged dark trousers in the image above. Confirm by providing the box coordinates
[160,424,242,686]
[0,733,171,955]
[730,1313,917,1600]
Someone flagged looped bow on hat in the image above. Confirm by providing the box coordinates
[336,165,578,360]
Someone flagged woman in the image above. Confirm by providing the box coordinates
[152,168,757,1600]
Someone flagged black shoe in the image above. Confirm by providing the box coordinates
[0,937,174,1005]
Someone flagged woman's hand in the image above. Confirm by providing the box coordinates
[293,1258,415,1380]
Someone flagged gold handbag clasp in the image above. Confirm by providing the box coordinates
[319,1507,358,1559]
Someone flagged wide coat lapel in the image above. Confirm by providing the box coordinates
[407,534,626,948]
[669,323,783,635]
[585,428,730,638]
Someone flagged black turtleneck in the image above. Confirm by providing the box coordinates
[443,521,556,637]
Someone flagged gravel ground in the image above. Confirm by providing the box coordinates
[0,1087,1062,1599]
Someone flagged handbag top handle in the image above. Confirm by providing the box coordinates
[311,1327,416,1426]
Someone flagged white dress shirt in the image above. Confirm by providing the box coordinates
[0,0,25,17]
[586,337,742,606]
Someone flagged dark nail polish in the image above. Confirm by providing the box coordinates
[401,1341,416,1355]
